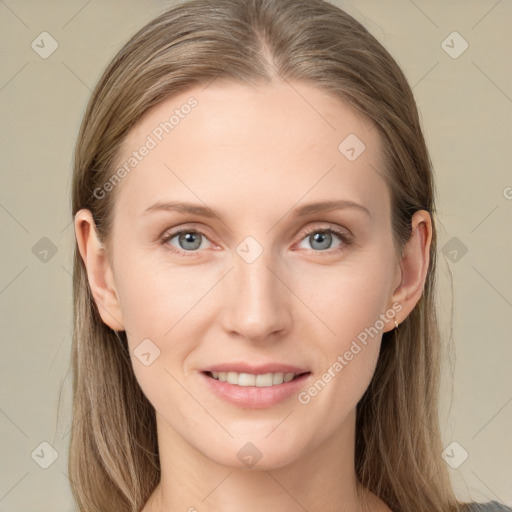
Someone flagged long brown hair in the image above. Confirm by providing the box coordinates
[68,1,464,510]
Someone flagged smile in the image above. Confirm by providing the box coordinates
[206,371,306,387]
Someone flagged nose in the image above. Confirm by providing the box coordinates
[219,250,292,343]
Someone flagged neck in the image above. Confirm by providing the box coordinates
[143,408,380,512]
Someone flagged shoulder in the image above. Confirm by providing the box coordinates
[463,501,512,512]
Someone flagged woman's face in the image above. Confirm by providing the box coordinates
[93,81,406,469]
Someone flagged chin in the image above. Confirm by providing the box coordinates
[199,434,311,471]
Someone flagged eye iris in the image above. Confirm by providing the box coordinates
[179,232,202,250]
[172,229,339,252]
[310,231,332,250]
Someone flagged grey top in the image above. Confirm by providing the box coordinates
[464,502,512,511]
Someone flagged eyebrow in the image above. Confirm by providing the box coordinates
[142,199,371,220]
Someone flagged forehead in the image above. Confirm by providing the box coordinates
[111,81,389,223]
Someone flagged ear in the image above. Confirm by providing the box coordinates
[383,209,432,331]
[74,209,125,331]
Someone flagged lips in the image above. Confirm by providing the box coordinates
[199,362,312,408]
[200,371,311,408]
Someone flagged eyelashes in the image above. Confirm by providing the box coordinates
[294,225,352,254]
[159,223,353,257]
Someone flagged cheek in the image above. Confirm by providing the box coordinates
[114,254,218,374]
[294,255,393,341]
[115,250,210,335]
[292,259,391,408]
[114,261,205,419]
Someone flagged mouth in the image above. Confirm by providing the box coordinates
[203,370,310,387]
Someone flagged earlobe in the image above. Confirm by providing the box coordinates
[386,210,432,330]
[74,209,125,331]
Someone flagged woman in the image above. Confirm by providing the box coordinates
[69,0,511,511]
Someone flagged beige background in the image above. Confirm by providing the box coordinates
[1,0,511,510]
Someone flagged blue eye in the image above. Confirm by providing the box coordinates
[160,224,352,257]
[296,226,352,254]
[161,229,214,256]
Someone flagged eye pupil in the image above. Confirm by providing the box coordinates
[179,231,202,250]
[310,231,332,250]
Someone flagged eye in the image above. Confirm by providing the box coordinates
[160,223,352,257]
[296,224,352,254]
[160,227,214,256]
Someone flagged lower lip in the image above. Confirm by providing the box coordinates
[200,372,311,409]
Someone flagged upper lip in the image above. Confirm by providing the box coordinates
[202,362,310,375]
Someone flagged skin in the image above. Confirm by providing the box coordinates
[75,80,431,512]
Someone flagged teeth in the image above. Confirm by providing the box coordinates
[210,371,300,387]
